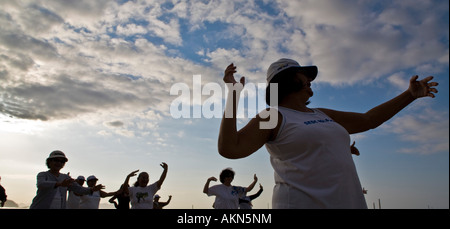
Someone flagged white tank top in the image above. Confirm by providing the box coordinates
[79,191,101,209]
[265,107,367,209]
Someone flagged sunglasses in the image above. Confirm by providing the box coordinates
[51,158,67,163]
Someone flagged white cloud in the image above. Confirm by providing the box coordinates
[0,0,448,139]
[387,72,409,90]
[276,0,449,85]
[116,23,147,36]
[0,0,219,123]
[278,0,361,28]
[382,107,449,155]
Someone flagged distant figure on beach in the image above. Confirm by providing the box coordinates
[363,188,368,195]
[122,162,168,209]
[30,151,105,209]
[218,59,438,209]
[350,141,360,156]
[79,175,117,209]
[66,175,86,209]
[239,183,263,209]
[203,168,257,209]
[153,194,172,209]
[0,176,7,207]
[109,184,130,209]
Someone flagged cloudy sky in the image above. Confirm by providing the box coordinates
[0,0,448,209]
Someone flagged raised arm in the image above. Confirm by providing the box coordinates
[218,64,279,159]
[320,75,438,134]
[248,184,264,201]
[160,195,172,207]
[245,174,258,192]
[203,177,217,194]
[122,170,139,194]
[156,163,168,189]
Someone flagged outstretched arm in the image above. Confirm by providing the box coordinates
[156,163,168,189]
[100,190,117,198]
[320,76,438,134]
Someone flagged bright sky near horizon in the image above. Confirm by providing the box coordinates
[0,0,448,209]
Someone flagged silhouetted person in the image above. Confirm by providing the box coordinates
[79,175,116,209]
[239,183,263,209]
[350,141,360,156]
[218,59,438,208]
[0,176,6,207]
[67,175,85,209]
[153,194,172,209]
[203,168,257,209]
[109,184,130,209]
[122,162,168,209]
[29,151,104,209]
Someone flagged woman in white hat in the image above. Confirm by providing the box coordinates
[30,150,104,209]
[218,59,438,209]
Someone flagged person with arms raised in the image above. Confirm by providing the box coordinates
[218,59,438,209]
[122,162,168,209]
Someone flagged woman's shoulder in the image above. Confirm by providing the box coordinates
[257,107,282,129]
[36,171,51,177]
[210,183,225,189]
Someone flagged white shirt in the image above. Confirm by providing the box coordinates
[49,188,62,209]
[128,182,159,209]
[79,191,101,209]
[66,191,82,209]
[208,184,246,209]
[265,107,367,209]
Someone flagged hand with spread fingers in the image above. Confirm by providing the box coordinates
[408,75,439,99]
